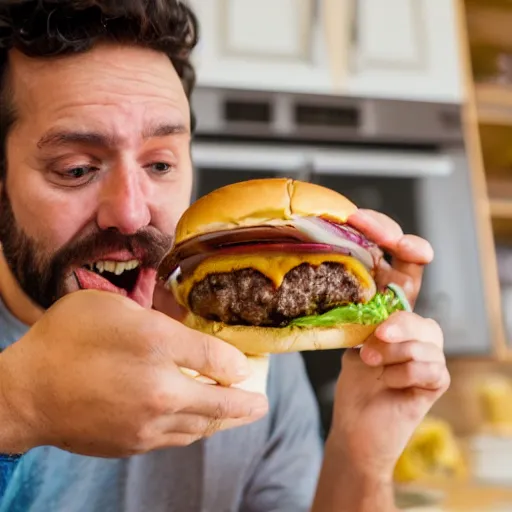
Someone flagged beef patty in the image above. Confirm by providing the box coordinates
[188,262,365,327]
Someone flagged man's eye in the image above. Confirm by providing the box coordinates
[51,165,98,187]
[65,166,93,178]
[148,162,173,174]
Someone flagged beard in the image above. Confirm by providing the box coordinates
[0,186,173,310]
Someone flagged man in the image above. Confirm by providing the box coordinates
[0,1,449,511]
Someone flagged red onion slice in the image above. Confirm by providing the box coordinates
[162,225,311,276]
[290,215,376,270]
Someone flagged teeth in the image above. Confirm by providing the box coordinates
[105,261,116,273]
[91,259,140,275]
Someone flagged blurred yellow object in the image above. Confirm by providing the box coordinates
[394,417,466,483]
[478,375,512,429]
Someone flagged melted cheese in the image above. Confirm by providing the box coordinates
[174,252,374,307]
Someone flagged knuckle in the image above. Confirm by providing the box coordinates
[424,316,440,330]
[425,317,444,344]
[123,423,155,455]
[144,382,174,416]
[215,394,233,420]
[425,362,446,387]
[437,366,451,391]
[403,341,421,361]
[203,416,223,438]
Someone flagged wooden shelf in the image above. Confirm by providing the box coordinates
[467,3,512,48]
[490,198,512,218]
[476,83,512,124]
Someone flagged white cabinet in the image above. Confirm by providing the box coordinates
[345,0,464,103]
[189,0,463,104]
[189,0,334,94]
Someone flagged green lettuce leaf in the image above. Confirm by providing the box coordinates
[289,284,411,328]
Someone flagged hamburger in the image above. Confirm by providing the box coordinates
[159,178,411,352]
[158,178,410,390]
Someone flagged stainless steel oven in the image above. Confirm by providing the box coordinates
[190,86,491,433]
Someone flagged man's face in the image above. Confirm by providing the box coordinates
[0,44,193,309]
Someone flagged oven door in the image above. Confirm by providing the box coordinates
[191,140,454,200]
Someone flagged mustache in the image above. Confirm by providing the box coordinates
[51,227,174,271]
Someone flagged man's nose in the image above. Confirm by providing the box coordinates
[96,166,151,235]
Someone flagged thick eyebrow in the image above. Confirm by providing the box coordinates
[37,123,189,150]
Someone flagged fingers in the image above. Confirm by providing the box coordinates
[394,234,434,266]
[162,411,264,441]
[181,377,269,420]
[374,311,444,348]
[375,259,418,304]
[348,209,403,249]
[348,209,433,306]
[374,311,444,350]
[165,325,253,386]
[156,406,266,449]
[361,340,444,368]
[348,210,434,265]
[381,361,450,392]
[357,312,449,392]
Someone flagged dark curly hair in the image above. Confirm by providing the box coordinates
[0,0,199,180]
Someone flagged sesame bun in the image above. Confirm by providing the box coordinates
[174,178,357,245]
[182,312,376,354]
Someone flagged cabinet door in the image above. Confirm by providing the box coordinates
[345,0,463,103]
[189,0,335,94]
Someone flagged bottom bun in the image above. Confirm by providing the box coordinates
[179,355,270,396]
[183,313,377,355]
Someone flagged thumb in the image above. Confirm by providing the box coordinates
[152,281,187,321]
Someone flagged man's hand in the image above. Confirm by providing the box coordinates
[0,290,268,457]
[312,210,449,512]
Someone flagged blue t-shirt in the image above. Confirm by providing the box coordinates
[0,296,323,511]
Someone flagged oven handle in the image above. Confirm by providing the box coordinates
[191,142,454,178]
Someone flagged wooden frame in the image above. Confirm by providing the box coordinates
[455,0,509,359]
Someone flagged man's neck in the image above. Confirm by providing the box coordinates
[0,251,43,326]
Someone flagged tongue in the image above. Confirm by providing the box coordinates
[75,268,127,296]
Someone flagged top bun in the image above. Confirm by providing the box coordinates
[174,178,358,245]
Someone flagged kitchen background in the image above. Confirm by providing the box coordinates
[187,1,512,510]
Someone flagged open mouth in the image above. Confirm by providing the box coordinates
[82,259,141,293]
